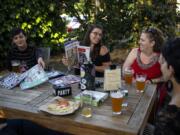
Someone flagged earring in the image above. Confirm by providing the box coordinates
[166,80,173,92]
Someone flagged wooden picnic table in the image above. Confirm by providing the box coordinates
[0,76,157,135]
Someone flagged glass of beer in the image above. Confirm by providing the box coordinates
[0,109,5,118]
[11,60,20,73]
[19,61,28,73]
[135,74,147,93]
[124,67,134,85]
[81,92,93,118]
[110,90,124,115]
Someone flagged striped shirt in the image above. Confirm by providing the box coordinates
[7,45,42,71]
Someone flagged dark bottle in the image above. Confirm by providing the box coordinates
[80,61,95,91]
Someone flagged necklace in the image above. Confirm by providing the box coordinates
[137,52,159,69]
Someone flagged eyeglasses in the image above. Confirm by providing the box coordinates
[91,32,103,37]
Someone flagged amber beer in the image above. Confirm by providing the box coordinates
[124,67,134,85]
[111,91,123,115]
[136,74,146,92]
[124,72,133,84]
[11,60,20,72]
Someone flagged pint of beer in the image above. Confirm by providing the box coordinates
[11,60,20,73]
[111,91,124,115]
[135,74,147,93]
[124,67,134,85]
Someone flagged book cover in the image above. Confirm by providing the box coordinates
[77,46,90,65]
[49,75,80,87]
[74,90,108,107]
[20,64,49,90]
[64,40,79,67]
[46,70,64,79]
[0,72,27,89]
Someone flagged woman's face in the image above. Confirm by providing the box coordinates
[159,54,173,81]
[89,28,103,45]
[12,32,27,49]
[139,33,154,52]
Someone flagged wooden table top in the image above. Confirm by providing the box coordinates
[0,78,157,135]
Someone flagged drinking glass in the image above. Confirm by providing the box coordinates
[135,74,147,93]
[0,109,5,118]
[110,90,124,115]
[124,67,134,85]
[80,92,93,118]
[11,60,20,73]
[19,61,28,73]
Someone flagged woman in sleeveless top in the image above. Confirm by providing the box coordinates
[123,27,166,114]
[62,24,111,77]
[131,48,161,80]
[123,27,165,82]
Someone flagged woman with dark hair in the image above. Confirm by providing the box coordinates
[153,37,180,135]
[7,28,45,72]
[62,24,111,77]
[123,27,165,82]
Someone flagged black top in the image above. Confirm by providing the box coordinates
[93,52,111,77]
[154,105,180,135]
[74,52,111,77]
[7,45,42,71]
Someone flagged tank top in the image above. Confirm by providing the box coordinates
[131,48,162,80]
[93,52,111,77]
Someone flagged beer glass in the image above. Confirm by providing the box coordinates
[110,91,124,115]
[19,61,28,73]
[81,92,93,118]
[135,74,147,93]
[124,67,134,85]
[0,109,5,118]
[11,60,20,73]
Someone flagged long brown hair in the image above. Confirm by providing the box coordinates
[82,24,103,61]
[142,27,165,53]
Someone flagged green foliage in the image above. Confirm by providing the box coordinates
[63,0,179,50]
[0,0,67,69]
[0,0,179,69]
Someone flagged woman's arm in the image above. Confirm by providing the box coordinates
[95,61,112,72]
[122,48,138,72]
[95,46,112,72]
[149,77,164,84]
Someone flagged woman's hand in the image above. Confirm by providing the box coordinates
[146,80,152,84]
[62,56,68,66]
[37,57,45,69]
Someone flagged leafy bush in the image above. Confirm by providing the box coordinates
[0,0,179,70]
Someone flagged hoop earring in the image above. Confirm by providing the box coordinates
[166,80,173,92]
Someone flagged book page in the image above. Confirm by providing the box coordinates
[77,46,90,64]
[103,68,121,91]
